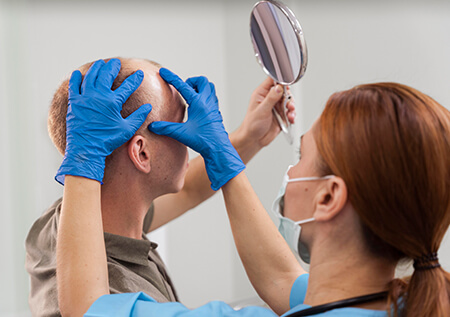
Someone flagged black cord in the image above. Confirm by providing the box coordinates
[286,291,389,316]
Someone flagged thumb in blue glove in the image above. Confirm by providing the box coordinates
[56,59,152,185]
[148,68,245,191]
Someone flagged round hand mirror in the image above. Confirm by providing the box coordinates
[250,0,307,144]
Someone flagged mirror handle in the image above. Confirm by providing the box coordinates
[272,86,294,144]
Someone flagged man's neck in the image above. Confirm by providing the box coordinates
[100,184,151,240]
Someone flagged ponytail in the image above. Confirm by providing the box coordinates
[387,255,450,317]
[403,265,450,317]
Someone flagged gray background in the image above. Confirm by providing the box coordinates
[0,0,449,315]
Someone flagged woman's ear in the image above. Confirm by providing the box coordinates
[127,135,151,173]
[313,177,348,221]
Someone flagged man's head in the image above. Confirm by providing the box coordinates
[48,57,189,195]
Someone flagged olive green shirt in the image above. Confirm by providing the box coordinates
[25,198,178,317]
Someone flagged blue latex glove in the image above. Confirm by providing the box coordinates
[148,68,245,191]
[55,59,152,185]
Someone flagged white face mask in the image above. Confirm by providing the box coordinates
[272,165,334,264]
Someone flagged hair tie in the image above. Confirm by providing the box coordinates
[413,252,441,270]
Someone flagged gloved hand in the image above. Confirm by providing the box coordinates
[55,59,152,185]
[148,68,245,191]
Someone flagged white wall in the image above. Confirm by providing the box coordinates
[0,0,449,315]
[0,2,17,315]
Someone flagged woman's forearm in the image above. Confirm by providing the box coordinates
[57,176,109,317]
[221,172,306,315]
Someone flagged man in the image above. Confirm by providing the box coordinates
[25,57,295,316]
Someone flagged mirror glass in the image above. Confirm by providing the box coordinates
[250,1,306,85]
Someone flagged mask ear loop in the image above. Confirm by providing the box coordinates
[285,174,334,225]
[287,175,335,183]
[294,217,315,225]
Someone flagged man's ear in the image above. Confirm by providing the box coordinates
[313,177,347,221]
[127,135,151,173]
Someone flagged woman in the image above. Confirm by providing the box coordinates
[56,59,450,316]
[221,82,450,317]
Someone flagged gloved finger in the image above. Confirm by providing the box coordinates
[203,83,219,112]
[96,58,121,89]
[81,59,105,93]
[159,68,197,104]
[207,82,218,102]
[125,103,153,132]
[149,121,193,148]
[185,76,210,94]
[68,70,82,97]
[114,70,144,106]
[148,121,184,139]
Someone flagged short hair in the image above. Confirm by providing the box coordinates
[48,57,162,156]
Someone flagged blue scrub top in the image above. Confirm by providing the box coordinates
[85,292,277,317]
[283,274,388,316]
[86,274,388,316]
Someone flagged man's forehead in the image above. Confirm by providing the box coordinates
[128,60,167,105]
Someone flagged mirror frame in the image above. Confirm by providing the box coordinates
[250,0,308,85]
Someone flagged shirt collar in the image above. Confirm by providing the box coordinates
[104,232,159,266]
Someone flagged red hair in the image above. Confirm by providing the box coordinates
[314,82,450,316]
